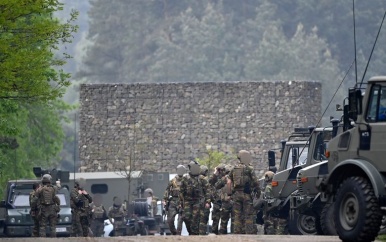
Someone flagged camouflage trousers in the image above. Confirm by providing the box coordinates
[72,210,90,237]
[182,200,202,235]
[264,214,287,235]
[166,198,183,235]
[232,191,256,234]
[90,219,105,237]
[211,201,221,234]
[199,204,210,235]
[113,221,125,236]
[39,205,57,237]
[219,201,233,234]
[30,210,39,237]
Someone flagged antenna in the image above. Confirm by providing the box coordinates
[352,0,358,86]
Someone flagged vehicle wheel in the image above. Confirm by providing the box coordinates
[289,212,317,235]
[320,202,337,235]
[334,176,382,242]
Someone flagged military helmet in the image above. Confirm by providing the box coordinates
[237,150,252,165]
[75,178,86,189]
[144,188,153,197]
[113,197,122,207]
[264,171,275,182]
[188,160,200,176]
[176,165,186,176]
[200,165,208,176]
[216,163,226,170]
[42,174,52,183]
[225,164,233,173]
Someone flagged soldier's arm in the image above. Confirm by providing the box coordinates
[202,178,212,204]
[163,180,172,201]
[250,168,261,197]
[178,179,186,207]
[208,174,219,186]
[70,188,81,204]
[214,176,227,189]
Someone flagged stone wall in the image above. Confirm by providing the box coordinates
[79,81,321,176]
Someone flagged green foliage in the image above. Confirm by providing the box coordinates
[0,0,78,198]
[196,146,235,172]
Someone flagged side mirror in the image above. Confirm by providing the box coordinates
[348,88,363,121]
[268,150,276,167]
[0,200,5,208]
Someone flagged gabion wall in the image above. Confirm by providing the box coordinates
[79,81,321,176]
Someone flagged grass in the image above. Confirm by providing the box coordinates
[377,235,386,241]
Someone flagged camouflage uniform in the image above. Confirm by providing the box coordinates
[29,183,40,237]
[35,175,60,237]
[108,198,127,236]
[70,178,93,237]
[228,150,261,234]
[263,171,287,235]
[90,195,108,237]
[179,161,212,235]
[215,165,234,234]
[163,165,185,235]
[199,165,210,235]
[207,164,226,234]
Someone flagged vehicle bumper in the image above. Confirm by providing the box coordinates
[5,224,71,237]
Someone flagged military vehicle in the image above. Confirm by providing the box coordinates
[265,126,333,235]
[0,167,71,237]
[303,76,386,242]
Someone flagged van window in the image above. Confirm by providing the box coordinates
[158,174,164,180]
[91,184,108,194]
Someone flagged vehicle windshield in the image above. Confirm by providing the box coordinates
[286,146,308,169]
[13,192,67,207]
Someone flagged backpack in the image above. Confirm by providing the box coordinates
[40,185,54,205]
[93,205,105,219]
[185,175,202,199]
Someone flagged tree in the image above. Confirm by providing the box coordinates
[196,146,235,172]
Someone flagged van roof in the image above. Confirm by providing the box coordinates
[69,171,143,180]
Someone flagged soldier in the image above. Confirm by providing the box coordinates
[29,182,41,237]
[179,161,212,235]
[90,194,108,237]
[108,197,127,236]
[208,163,226,234]
[215,164,234,234]
[228,150,261,234]
[163,164,185,235]
[35,174,60,237]
[144,188,158,217]
[263,171,287,235]
[199,165,210,235]
[70,178,93,237]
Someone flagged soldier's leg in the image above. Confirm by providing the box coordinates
[167,200,178,235]
[49,211,57,237]
[199,205,210,235]
[32,216,39,237]
[244,195,256,234]
[264,215,275,235]
[211,203,221,234]
[80,215,89,237]
[177,212,183,235]
[39,214,47,237]
[190,202,201,235]
[233,192,244,234]
[183,201,193,234]
[219,204,231,234]
[276,218,288,235]
[71,211,81,236]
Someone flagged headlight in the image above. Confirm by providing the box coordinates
[9,217,15,223]
[64,216,70,222]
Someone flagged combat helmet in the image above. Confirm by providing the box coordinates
[144,188,153,197]
[237,150,252,165]
[41,174,52,184]
[200,165,208,176]
[176,165,186,176]
[264,171,275,182]
[75,177,86,189]
[113,197,122,207]
[188,160,201,176]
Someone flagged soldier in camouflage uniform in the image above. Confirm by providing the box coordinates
[108,197,127,236]
[29,182,41,237]
[208,163,226,234]
[179,161,212,235]
[215,164,234,234]
[163,164,185,235]
[35,174,60,237]
[199,165,210,235]
[90,194,108,237]
[228,150,261,234]
[263,171,287,235]
[70,178,93,237]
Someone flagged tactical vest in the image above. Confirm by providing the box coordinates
[232,165,250,189]
[171,177,182,197]
[185,175,202,200]
[29,191,38,210]
[93,205,105,219]
[40,185,54,205]
[110,206,125,222]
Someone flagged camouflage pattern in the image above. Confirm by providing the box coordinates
[208,167,225,234]
[215,174,233,234]
[163,174,184,235]
[70,186,93,237]
[91,196,108,237]
[228,154,261,234]
[35,184,57,237]
[29,185,40,237]
[179,173,212,235]
[263,182,288,234]
[108,201,127,236]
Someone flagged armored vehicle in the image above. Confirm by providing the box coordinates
[266,126,333,235]
[313,76,386,242]
[0,167,71,237]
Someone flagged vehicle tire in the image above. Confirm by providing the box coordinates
[288,211,317,235]
[334,176,382,242]
[320,202,337,235]
[133,201,149,217]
